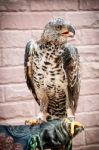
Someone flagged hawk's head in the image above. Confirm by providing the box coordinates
[41,18,75,44]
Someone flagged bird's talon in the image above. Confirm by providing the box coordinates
[64,118,84,135]
[25,119,38,126]
[70,121,84,135]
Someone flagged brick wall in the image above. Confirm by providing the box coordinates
[0,0,99,149]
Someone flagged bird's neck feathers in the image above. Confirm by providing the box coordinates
[38,40,66,61]
[41,32,67,45]
[39,40,60,51]
[39,38,65,49]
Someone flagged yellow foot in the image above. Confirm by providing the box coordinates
[65,118,84,135]
[71,121,84,135]
[25,112,50,126]
[25,119,39,126]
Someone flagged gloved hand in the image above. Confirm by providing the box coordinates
[39,118,84,149]
[0,118,84,150]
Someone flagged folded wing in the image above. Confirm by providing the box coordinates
[24,41,40,105]
[63,45,80,112]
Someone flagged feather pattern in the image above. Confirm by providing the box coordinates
[24,41,40,105]
[24,40,80,117]
[24,18,80,120]
[62,45,80,112]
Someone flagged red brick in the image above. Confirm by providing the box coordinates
[0,117,35,125]
[73,145,99,150]
[80,53,99,63]
[0,66,25,84]
[80,0,99,10]
[5,83,33,102]
[83,95,99,112]
[30,0,78,11]
[0,118,28,125]
[80,29,99,45]
[1,11,98,30]
[66,11,99,28]
[85,128,99,144]
[73,131,85,146]
[0,12,52,30]
[2,48,24,66]
[0,30,31,48]
[77,95,99,113]
[31,30,42,41]
[81,62,99,79]
[80,79,99,95]
[0,48,2,66]
[0,1,6,11]
[78,45,99,54]
[0,86,5,103]
[76,96,84,113]
[69,29,99,46]
[0,102,39,125]
[0,101,39,119]
[0,0,28,12]
[78,45,99,62]
[76,112,99,128]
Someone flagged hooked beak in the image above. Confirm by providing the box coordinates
[61,25,75,37]
[68,25,75,37]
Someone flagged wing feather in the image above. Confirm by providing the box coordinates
[63,45,80,112]
[24,41,39,105]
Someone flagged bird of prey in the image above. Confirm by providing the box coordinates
[24,18,80,135]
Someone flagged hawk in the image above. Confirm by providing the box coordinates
[24,18,80,134]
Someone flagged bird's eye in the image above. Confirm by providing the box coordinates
[56,25,62,31]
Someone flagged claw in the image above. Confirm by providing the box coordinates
[64,118,84,135]
[71,121,84,135]
[25,119,39,126]
[25,112,49,126]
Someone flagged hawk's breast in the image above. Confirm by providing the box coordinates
[33,45,68,117]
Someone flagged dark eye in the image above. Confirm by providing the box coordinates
[56,25,62,31]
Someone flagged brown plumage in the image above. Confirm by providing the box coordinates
[24,18,80,122]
